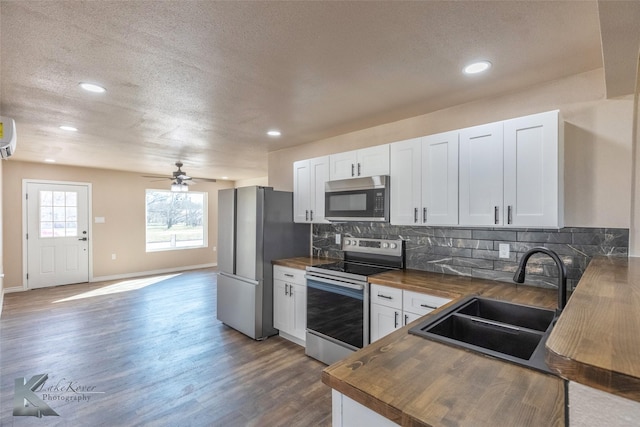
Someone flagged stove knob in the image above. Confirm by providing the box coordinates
[382,242,389,248]
[351,239,358,246]
[390,243,397,249]
[344,239,351,246]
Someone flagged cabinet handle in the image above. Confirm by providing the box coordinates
[289,285,293,298]
[508,205,512,224]
[378,294,392,300]
[414,208,418,223]
[285,284,289,296]
[284,273,294,278]
[351,164,355,177]
[404,314,409,326]
[494,206,499,225]
[310,210,314,221]
[394,311,399,328]
[357,163,361,176]
[420,303,437,310]
[423,207,427,223]
[305,210,309,221]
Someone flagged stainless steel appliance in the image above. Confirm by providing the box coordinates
[217,186,310,340]
[305,238,404,364]
[324,176,390,222]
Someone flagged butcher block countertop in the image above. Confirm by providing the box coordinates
[323,269,565,427]
[546,256,640,402]
[272,256,338,270]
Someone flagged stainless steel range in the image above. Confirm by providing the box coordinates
[305,238,405,365]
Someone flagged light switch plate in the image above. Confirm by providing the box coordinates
[335,234,341,245]
[499,243,510,259]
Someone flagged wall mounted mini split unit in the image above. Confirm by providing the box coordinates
[0,116,17,159]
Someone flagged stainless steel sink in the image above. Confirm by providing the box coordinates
[409,296,557,374]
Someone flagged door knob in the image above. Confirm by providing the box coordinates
[78,237,88,241]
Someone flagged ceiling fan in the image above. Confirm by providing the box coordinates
[143,162,217,191]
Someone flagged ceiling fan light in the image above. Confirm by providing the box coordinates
[171,183,189,192]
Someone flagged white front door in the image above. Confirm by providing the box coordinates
[26,182,90,289]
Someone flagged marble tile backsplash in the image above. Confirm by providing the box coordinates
[312,224,629,290]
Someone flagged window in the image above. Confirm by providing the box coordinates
[145,190,207,252]
[39,190,78,238]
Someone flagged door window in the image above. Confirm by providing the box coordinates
[39,190,78,238]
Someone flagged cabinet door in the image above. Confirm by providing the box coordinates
[459,122,504,226]
[293,159,311,223]
[370,303,401,343]
[422,131,459,225]
[273,279,289,332]
[504,110,561,227]
[403,311,422,326]
[290,282,307,342]
[309,156,330,223]
[329,150,358,180]
[390,138,422,225]
[357,144,390,177]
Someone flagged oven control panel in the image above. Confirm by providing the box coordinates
[341,238,404,257]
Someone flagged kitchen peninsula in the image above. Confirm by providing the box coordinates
[320,256,640,426]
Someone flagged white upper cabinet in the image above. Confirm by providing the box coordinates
[329,145,390,180]
[390,131,458,226]
[293,156,330,223]
[390,138,422,225]
[459,110,563,228]
[459,122,504,226]
[422,131,459,225]
[503,110,563,228]
[293,160,311,223]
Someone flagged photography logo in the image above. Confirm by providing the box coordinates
[13,374,59,417]
[14,373,103,418]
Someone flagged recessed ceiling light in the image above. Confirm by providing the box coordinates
[221,176,229,180]
[79,82,106,93]
[44,159,56,163]
[267,130,281,137]
[463,61,492,75]
[59,125,78,132]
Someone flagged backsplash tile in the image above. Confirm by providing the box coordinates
[312,224,629,290]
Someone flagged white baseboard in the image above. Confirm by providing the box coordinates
[3,263,218,294]
[91,263,217,283]
[0,288,4,317]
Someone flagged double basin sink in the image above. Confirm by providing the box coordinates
[409,296,557,374]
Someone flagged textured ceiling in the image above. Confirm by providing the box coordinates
[0,1,630,181]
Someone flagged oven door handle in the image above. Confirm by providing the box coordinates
[304,274,365,291]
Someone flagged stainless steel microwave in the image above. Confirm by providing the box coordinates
[324,176,390,222]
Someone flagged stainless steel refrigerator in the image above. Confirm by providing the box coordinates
[217,186,310,339]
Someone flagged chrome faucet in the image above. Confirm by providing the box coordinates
[513,247,567,315]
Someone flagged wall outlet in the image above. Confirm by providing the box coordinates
[213,246,217,251]
[111,253,117,260]
[335,234,341,245]
[498,244,510,259]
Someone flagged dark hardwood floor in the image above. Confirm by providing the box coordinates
[0,269,332,426]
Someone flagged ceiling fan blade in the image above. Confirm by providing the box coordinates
[142,175,171,179]
[192,177,217,182]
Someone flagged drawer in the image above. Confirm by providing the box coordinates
[370,284,402,310]
[403,290,451,316]
[273,266,305,285]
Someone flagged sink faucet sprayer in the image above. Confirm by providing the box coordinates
[513,247,567,316]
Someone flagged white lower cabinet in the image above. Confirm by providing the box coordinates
[332,390,399,427]
[273,266,306,346]
[370,284,451,343]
